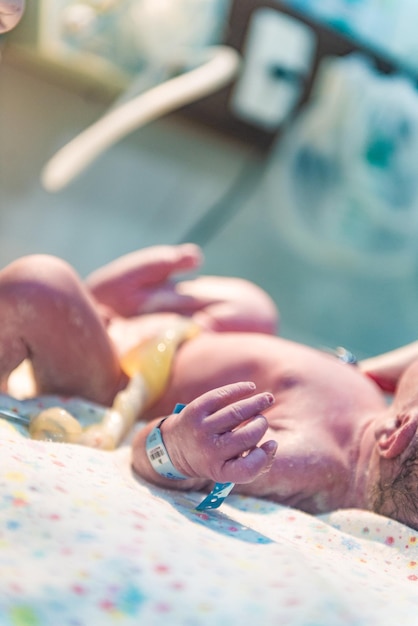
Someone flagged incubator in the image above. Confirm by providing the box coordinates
[11,0,240,191]
[265,53,418,276]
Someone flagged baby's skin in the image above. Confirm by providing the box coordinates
[0,0,25,33]
[0,244,277,405]
[132,332,389,515]
[1,243,416,523]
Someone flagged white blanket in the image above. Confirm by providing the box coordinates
[1,417,418,625]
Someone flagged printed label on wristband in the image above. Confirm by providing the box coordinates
[146,417,187,480]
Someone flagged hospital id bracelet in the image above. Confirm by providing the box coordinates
[334,346,358,365]
[146,403,188,480]
[195,481,235,511]
[146,402,235,510]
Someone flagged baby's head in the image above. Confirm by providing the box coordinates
[367,359,418,530]
[369,439,418,530]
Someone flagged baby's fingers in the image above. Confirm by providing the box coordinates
[220,440,277,484]
[219,415,269,460]
[187,381,274,430]
[204,389,275,435]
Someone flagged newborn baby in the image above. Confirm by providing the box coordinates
[132,333,418,530]
[0,244,416,529]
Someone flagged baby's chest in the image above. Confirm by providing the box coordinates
[261,419,351,505]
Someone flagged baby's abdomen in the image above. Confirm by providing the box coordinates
[144,332,276,417]
[145,332,385,419]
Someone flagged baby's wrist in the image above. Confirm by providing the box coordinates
[145,402,235,512]
[146,417,188,480]
[146,403,189,480]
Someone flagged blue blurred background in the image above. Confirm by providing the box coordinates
[1,0,418,358]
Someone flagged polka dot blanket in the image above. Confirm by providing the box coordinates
[1,417,418,626]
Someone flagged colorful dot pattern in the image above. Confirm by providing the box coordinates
[1,417,418,625]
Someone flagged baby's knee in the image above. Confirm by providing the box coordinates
[0,255,82,300]
[1,253,73,278]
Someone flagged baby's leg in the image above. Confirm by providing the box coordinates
[106,275,279,360]
[0,255,123,405]
[175,276,279,335]
[85,244,278,335]
[86,244,203,318]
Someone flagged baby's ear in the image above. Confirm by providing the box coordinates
[376,413,418,459]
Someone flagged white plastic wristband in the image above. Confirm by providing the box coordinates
[146,405,188,480]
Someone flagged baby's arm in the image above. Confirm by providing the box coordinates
[131,381,277,490]
[359,341,418,393]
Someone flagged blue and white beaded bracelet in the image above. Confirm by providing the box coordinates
[145,403,234,510]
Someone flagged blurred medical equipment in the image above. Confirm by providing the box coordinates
[36,0,417,188]
[265,53,418,276]
[41,0,240,191]
[4,0,418,276]
[7,1,416,154]
[281,0,418,76]
[41,45,240,191]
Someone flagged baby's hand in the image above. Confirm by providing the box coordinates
[160,382,277,484]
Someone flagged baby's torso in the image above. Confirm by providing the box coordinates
[148,332,387,513]
[149,332,385,422]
